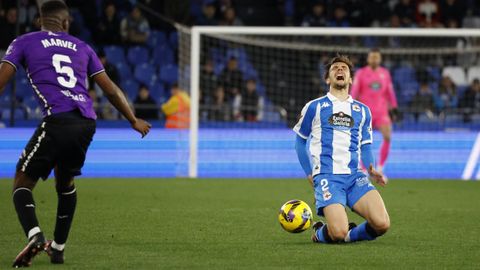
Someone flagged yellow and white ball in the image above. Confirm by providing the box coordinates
[278,200,313,233]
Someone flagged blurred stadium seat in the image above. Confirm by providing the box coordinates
[158,64,178,86]
[152,44,175,68]
[104,45,126,66]
[467,66,480,83]
[121,79,140,101]
[127,46,150,66]
[147,30,167,49]
[442,66,467,86]
[134,63,157,86]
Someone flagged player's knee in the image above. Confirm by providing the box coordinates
[13,171,36,190]
[328,226,349,241]
[371,216,390,235]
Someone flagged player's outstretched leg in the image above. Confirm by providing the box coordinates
[345,190,390,243]
[12,171,47,267]
[48,168,77,264]
[377,125,392,174]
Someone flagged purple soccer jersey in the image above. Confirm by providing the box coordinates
[2,31,104,119]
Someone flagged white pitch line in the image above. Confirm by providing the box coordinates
[462,132,480,180]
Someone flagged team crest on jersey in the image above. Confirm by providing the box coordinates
[323,190,332,201]
[328,112,354,130]
[352,104,361,112]
[370,81,382,91]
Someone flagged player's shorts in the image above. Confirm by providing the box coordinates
[371,112,391,129]
[16,110,96,181]
[313,171,376,216]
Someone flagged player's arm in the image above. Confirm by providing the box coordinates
[361,106,387,186]
[0,62,16,95]
[386,72,400,122]
[295,135,313,187]
[293,102,316,187]
[93,72,151,137]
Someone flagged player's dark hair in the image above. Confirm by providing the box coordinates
[324,54,354,81]
[40,0,69,17]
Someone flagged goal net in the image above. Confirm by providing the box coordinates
[178,27,480,180]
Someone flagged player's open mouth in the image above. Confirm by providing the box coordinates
[336,75,344,81]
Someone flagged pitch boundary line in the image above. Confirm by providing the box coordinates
[462,132,480,180]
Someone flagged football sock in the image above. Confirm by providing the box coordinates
[345,222,378,242]
[13,187,41,239]
[379,140,390,167]
[315,224,334,243]
[54,185,77,246]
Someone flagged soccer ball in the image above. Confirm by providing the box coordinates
[278,200,313,233]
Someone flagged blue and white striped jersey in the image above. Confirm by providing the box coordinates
[293,93,373,175]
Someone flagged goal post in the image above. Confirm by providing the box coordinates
[184,26,480,179]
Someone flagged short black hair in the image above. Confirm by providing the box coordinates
[40,0,69,17]
[369,48,381,54]
[324,54,354,81]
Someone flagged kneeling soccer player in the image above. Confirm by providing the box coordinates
[294,54,390,244]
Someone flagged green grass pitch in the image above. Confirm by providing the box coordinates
[1,178,479,269]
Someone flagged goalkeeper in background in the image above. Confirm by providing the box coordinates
[294,54,389,244]
[350,49,398,177]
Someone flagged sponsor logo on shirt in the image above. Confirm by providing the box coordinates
[321,102,330,109]
[61,90,86,102]
[328,112,354,130]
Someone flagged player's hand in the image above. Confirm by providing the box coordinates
[131,119,152,138]
[307,175,313,188]
[368,164,388,187]
[389,108,402,123]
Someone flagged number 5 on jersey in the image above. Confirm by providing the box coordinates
[52,54,77,88]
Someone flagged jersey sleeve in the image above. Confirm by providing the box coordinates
[361,106,373,145]
[350,68,361,98]
[86,45,105,77]
[385,71,398,108]
[1,37,25,70]
[293,101,316,139]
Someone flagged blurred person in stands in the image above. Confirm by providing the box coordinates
[0,6,23,53]
[161,83,190,129]
[440,0,465,27]
[393,0,416,27]
[459,79,480,123]
[351,49,398,177]
[219,57,243,101]
[134,84,159,120]
[301,1,327,27]
[416,0,442,27]
[234,78,262,122]
[120,5,150,45]
[435,76,458,118]
[327,6,349,27]
[208,85,231,121]
[200,58,218,99]
[95,2,121,45]
[196,0,218,25]
[98,50,119,85]
[220,6,243,26]
[411,82,436,121]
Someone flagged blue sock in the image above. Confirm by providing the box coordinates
[315,224,333,243]
[346,222,377,242]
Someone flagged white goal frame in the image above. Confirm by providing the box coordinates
[188,27,480,178]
